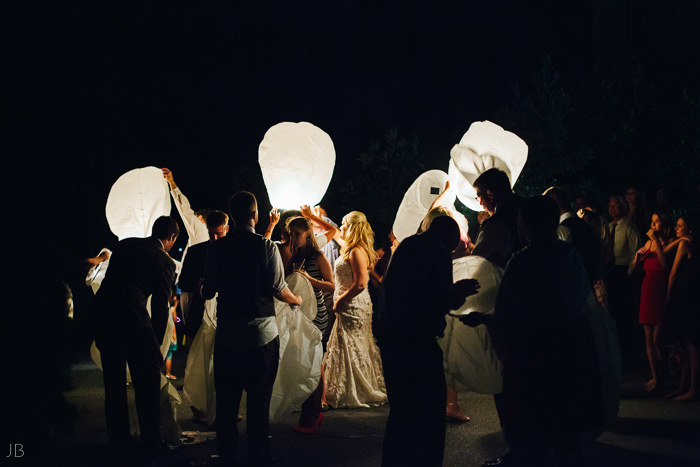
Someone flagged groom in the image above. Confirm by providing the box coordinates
[379,216,479,467]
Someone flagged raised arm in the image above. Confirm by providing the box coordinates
[300,204,340,243]
[264,208,280,240]
[428,180,453,210]
[162,167,208,245]
[663,235,694,255]
[333,248,369,312]
[647,229,668,269]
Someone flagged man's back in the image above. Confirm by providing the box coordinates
[179,241,209,293]
[94,237,175,347]
[562,215,603,283]
[204,229,279,331]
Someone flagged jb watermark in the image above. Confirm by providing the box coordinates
[6,444,24,458]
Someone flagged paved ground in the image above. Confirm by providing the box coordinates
[17,347,700,466]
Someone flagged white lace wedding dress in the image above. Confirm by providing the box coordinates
[323,255,387,408]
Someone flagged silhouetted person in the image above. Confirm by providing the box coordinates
[202,191,301,465]
[179,210,230,342]
[625,186,651,236]
[472,168,525,269]
[379,216,479,467]
[181,210,229,424]
[162,168,210,329]
[544,186,603,285]
[93,216,179,451]
[462,197,602,467]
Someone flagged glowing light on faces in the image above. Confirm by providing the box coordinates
[340,218,349,241]
[651,214,661,231]
[290,227,308,249]
[675,218,689,237]
[259,122,336,210]
[105,166,171,240]
[448,121,528,211]
[208,224,228,242]
[609,199,623,219]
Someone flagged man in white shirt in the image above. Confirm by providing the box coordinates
[162,167,210,332]
[607,195,643,362]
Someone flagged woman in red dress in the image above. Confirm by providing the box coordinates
[630,211,673,391]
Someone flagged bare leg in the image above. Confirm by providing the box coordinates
[652,325,665,378]
[320,364,329,409]
[644,325,659,391]
[445,385,469,422]
[665,346,688,398]
[165,358,173,378]
[675,343,698,401]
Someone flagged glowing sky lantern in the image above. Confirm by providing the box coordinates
[392,170,455,242]
[105,166,171,240]
[440,255,504,394]
[259,122,336,210]
[449,121,528,211]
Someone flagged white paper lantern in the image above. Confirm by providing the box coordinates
[449,121,528,211]
[440,255,504,394]
[105,166,171,240]
[392,170,453,242]
[450,255,503,316]
[270,273,322,422]
[258,122,336,210]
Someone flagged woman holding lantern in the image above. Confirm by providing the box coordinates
[285,216,335,432]
[323,211,387,408]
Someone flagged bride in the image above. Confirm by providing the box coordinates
[324,211,387,408]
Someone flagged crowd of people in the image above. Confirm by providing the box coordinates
[88,167,698,466]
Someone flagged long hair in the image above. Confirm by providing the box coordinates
[652,210,673,243]
[341,211,379,264]
[288,216,321,262]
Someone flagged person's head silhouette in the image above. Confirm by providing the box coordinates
[425,215,460,252]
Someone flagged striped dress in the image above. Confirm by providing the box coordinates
[305,252,329,332]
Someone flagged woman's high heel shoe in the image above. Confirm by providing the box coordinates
[292,412,324,434]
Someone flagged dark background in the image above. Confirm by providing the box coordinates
[7,0,700,258]
[4,0,700,447]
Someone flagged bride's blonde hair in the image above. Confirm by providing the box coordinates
[341,211,379,264]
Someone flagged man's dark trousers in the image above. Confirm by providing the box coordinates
[214,335,279,462]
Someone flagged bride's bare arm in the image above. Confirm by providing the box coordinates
[333,248,369,312]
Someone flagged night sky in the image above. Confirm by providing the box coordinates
[8,0,700,259]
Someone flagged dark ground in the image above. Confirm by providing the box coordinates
[9,344,700,467]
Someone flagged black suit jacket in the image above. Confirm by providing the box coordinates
[179,240,209,293]
[93,236,176,351]
[179,240,209,337]
[562,214,603,283]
